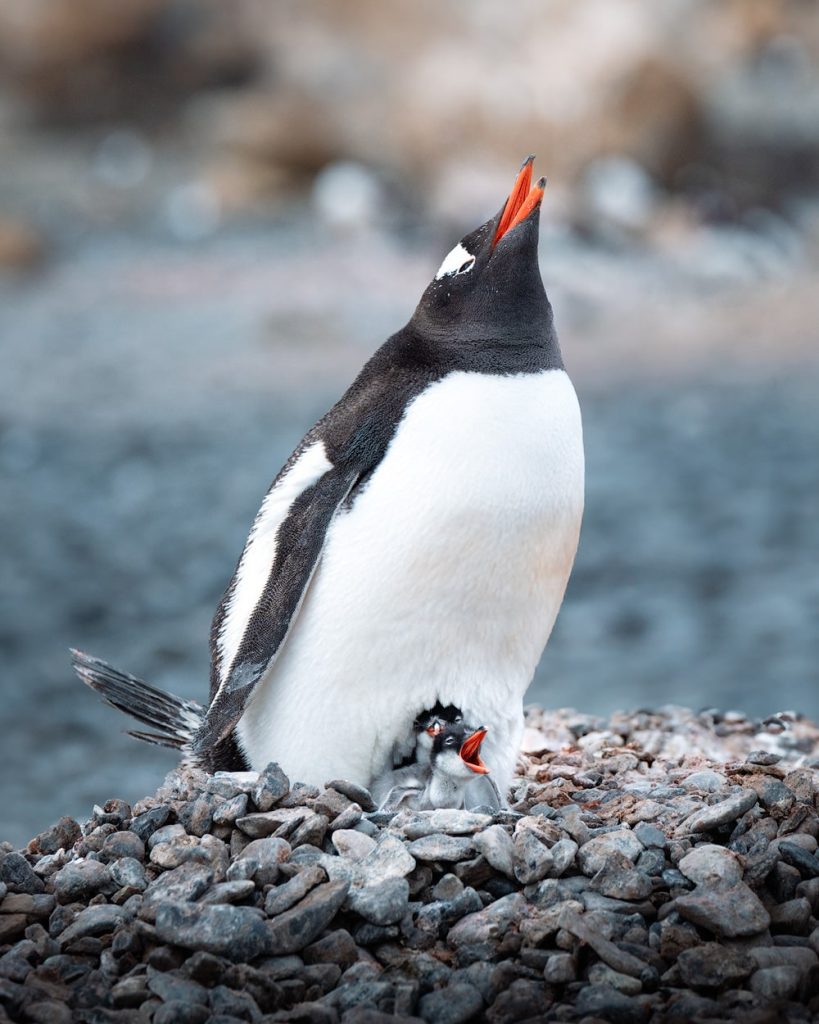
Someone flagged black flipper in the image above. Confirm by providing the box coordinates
[197,465,360,754]
[71,649,204,752]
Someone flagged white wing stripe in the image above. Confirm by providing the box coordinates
[215,440,333,691]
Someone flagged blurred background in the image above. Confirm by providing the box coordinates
[2,0,818,847]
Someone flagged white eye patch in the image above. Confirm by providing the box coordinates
[435,242,476,281]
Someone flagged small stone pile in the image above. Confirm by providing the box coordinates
[2,706,819,1024]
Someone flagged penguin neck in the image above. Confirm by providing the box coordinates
[401,311,564,376]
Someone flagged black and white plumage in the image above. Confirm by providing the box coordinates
[75,157,584,802]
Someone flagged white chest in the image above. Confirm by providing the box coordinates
[237,368,584,793]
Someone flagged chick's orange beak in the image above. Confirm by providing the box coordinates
[492,156,546,248]
[459,727,490,774]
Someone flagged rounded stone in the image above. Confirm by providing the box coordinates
[749,965,801,1000]
[677,941,754,988]
[101,831,145,863]
[678,844,742,887]
[576,830,643,876]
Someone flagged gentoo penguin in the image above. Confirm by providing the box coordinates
[73,156,585,802]
[373,722,490,812]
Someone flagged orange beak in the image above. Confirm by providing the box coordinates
[492,156,546,248]
[459,727,490,774]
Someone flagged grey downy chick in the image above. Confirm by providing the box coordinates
[374,722,489,811]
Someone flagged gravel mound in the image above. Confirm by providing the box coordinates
[2,706,819,1023]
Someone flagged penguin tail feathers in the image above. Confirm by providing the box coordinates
[71,648,204,752]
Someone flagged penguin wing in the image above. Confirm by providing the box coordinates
[198,446,361,752]
[374,765,428,811]
[379,781,426,813]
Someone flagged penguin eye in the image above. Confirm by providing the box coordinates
[435,243,476,281]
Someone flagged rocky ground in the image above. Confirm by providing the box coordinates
[2,706,819,1023]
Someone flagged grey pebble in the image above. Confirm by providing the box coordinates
[58,904,129,945]
[109,856,147,892]
[749,964,802,1000]
[677,843,742,887]
[512,830,553,885]
[100,830,145,862]
[676,788,758,834]
[52,859,113,903]
[574,984,648,1024]
[230,836,291,886]
[265,864,326,916]
[212,794,248,826]
[235,808,308,839]
[779,840,819,877]
[406,834,475,862]
[196,879,256,905]
[417,982,483,1024]
[266,879,350,954]
[146,968,208,1004]
[153,1000,210,1024]
[447,892,525,946]
[147,823,186,849]
[324,779,376,812]
[676,881,771,937]
[634,823,667,849]
[347,876,409,926]
[677,941,754,987]
[332,828,377,862]
[329,803,363,832]
[206,771,258,799]
[303,927,359,968]
[576,830,643,876]
[747,750,783,765]
[143,861,214,909]
[543,951,576,983]
[0,853,45,895]
[589,850,652,900]
[129,805,171,842]
[252,762,290,811]
[471,825,515,879]
[155,902,270,961]
[768,896,812,933]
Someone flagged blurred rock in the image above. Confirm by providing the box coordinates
[0,217,45,270]
[312,162,384,231]
[0,0,258,120]
[576,156,660,240]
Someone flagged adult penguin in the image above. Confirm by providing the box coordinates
[74,157,584,802]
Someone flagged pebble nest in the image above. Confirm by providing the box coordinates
[2,706,819,1024]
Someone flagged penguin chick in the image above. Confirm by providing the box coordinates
[374,722,489,811]
[391,702,464,768]
[414,703,464,766]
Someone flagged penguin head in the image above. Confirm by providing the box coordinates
[410,157,553,348]
[431,722,490,780]
[414,704,464,761]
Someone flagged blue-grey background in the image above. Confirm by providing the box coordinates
[1,1,818,847]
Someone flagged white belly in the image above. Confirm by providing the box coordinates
[236,368,584,796]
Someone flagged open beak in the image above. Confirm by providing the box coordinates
[492,156,546,248]
[459,727,490,774]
